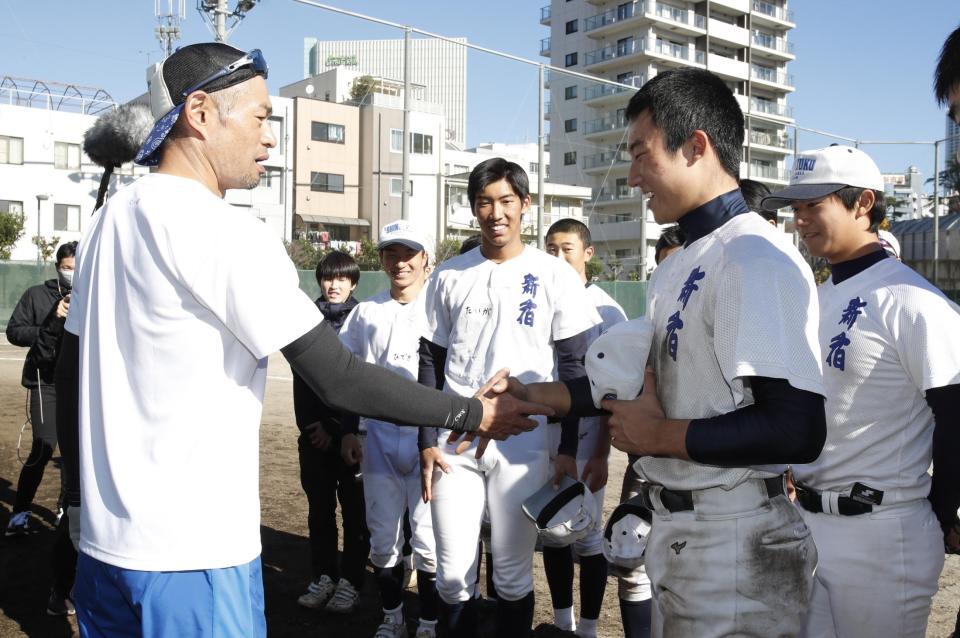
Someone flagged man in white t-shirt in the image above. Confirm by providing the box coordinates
[61,43,548,638]
[762,145,960,638]
[339,220,439,638]
[503,68,827,637]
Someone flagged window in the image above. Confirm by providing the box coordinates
[564,85,578,100]
[310,172,344,193]
[564,151,577,166]
[54,142,81,170]
[390,178,414,197]
[529,162,539,174]
[0,199,23,216]
[564,118,577,133]
[269,116,284,153]
[617,1,633,20]
[54,204,81,232]
[311,121,345,144]
[390,129,404,152]
[565,52,578,67]
[454,164,469,174]
[0,136,23,164]
[411,132,433,155]
[565,19,578,34]
[259,167,281,188]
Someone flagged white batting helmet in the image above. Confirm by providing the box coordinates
[522,475,597,548]
[602,494,653,577]
[585,317,654,407]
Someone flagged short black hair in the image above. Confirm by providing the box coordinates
[834,186,886,232]
[546,218,592,248]
[625,68,743,179]
[467,157,529,209]
[458,234,482,255]
[740,179,776,223]
[316,250,359,286]
[935,25,960,105]
[654,225,685,265]
[55,241,78,266]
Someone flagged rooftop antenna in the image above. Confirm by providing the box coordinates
[155,0,186,58]
[196,0,260,42]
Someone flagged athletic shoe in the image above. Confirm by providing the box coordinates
[374,614,408,638]
[297,575,335,609]
[5,512,34,537]
[45,591,75,616]
[414,622,436,638]
[325,578,359,614]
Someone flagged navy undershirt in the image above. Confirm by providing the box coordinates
[676,188,750,246]
[829,246,888,284]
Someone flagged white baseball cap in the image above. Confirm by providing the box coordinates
[522,475,597,548]
[377,220,432,253]
[877,229,900,259]
[602,494,653,576]
[585,317,654,408]
[761,145,884,210]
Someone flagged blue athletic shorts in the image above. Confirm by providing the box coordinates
[74,552,266,638]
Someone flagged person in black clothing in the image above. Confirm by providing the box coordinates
[5,241,79,616]
[293,251,369,613]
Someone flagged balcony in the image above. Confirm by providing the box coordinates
[750,97,793,119]
[583,149,631,172]
[752,32,795,59]
[745,162,790,183]
[583,111,629,142]
[584,2,644,38]
[584,37,646,69]
[540,4,551,24]
[707,17,749,47]
[752,0,795,25]
[594,185,642,206]
[751,65,794,89]
[748,129,792,151]
[653,39,706,66]
[650,1,706,34]
[583,74,645,105]
[540,37,551,57]
[708,53,749,81]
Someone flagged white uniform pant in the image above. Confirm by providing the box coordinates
[644,480,817,638]
[362,424,436,572]
[430,424,550,603]
[799,499,943,638]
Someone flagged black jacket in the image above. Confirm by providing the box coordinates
[292,295,359,436]
[6,279,67,388]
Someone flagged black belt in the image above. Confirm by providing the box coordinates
[654,476,786,514]
[795,484,873,516]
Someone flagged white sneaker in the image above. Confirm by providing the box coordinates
[414,621,436,638]
[374,614,408,638]
[325,578,359,614]
[5,511,33,537]
[297,575,335,609]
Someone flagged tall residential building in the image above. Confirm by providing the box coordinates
[946,116,959,173]
[540,0,795,276]
[304,37,467,147]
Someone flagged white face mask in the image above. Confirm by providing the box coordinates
[58,269,74,289]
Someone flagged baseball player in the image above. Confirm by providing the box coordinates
[339,221,439,638]
[761,145,960,638]
[543,218,626,638]
[500,69,827,637]
[60,43,546,637]
[418,158,601,636]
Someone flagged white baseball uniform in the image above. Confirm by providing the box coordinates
[643,210,823,637]
[339,290,435,572]
[422,245,601,603]
[795,255,960,638]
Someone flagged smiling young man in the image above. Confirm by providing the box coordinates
[762,146,960,638]
[338,221,440,638]
[501,68,826,637]
[62,44,547,637]
[417,158,601,637]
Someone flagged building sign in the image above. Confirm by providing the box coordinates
[326,55,358,66]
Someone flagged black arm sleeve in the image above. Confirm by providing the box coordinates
[555,330,590,457]
[54,331,81,508]
[685,376,826,466]
[6,290,40,347]
[926,383,960,532]
[417,338,448,450]
[281,322,480,433]
[33,305,65,365]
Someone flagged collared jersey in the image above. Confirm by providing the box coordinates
[423,245,601,397]
[641,213,824,491]
[794,257,960,504]
[65,173,320,571]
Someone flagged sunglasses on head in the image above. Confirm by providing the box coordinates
[180,48,268,98]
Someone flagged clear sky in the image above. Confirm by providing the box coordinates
[1,0,957,186]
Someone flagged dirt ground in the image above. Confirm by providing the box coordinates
[0,339,957,637]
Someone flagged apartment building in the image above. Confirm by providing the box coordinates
[541,0,795,276]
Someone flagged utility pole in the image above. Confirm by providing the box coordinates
[537,65,545,249]
[196,0,259,42]
[155,0,185,58]
[401,27,411,221]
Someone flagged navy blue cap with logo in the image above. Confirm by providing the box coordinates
[135,43,268,166]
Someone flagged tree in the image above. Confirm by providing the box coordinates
[355,238,382,271]
[0,211,25,260]
[925,158,960,214]
[32,235,60,263]
[434,238,461,265]
[285,238,324,271]
[585,258,604,282]
[349,75,378,103]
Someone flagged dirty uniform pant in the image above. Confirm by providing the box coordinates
[644,480,817,638]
